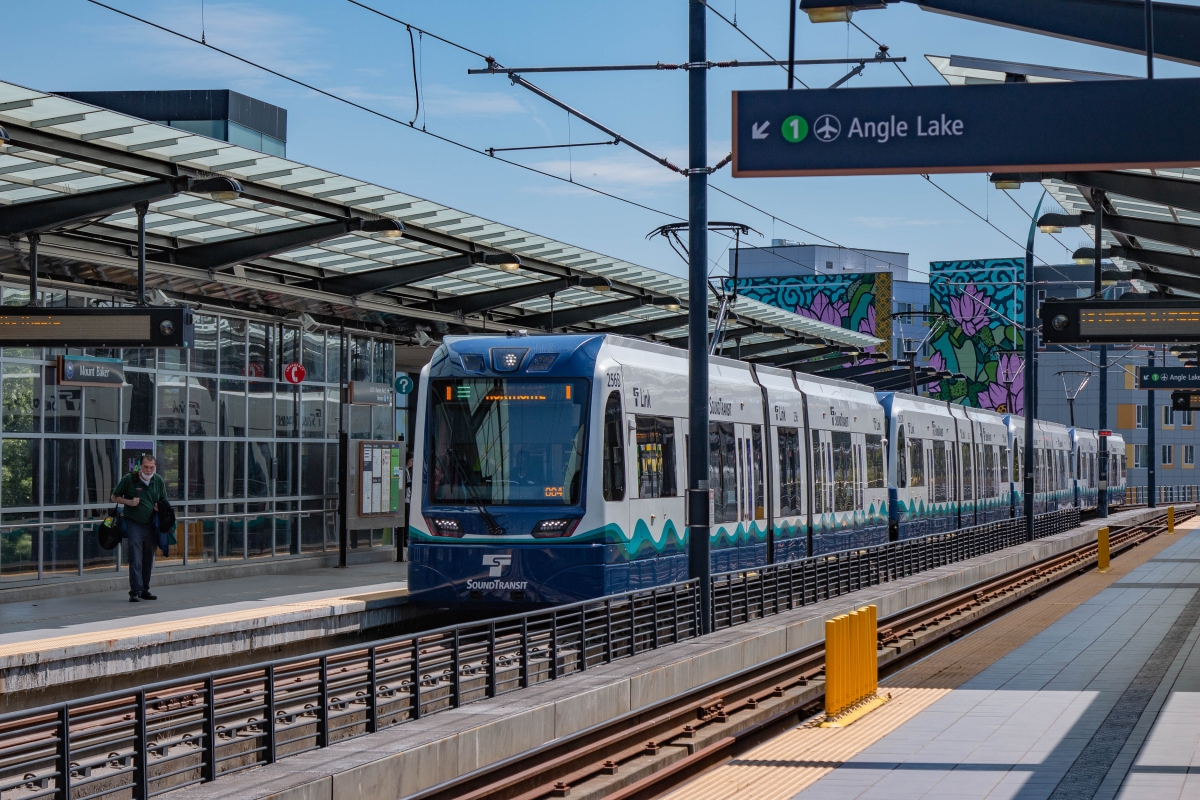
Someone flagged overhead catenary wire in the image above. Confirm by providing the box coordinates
[704,0,811,88]
[407,25,420,126]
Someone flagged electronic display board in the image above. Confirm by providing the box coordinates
[1041,300,1200,344]
[0,307,193,347]
[1172,392,1200,411]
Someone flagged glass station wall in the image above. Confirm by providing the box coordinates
[0,287,398,583]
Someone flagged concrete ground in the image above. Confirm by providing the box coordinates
[795,517,1200,800]
[0,560,407,639]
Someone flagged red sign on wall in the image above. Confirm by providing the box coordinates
[283,362,306,384]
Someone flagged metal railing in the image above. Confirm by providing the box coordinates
[0,582,699,800]
[0,506,1091,799]
[711,508,1079,631]
[1126,485,1200,505]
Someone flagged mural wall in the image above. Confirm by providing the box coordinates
[926,258,1026,414]
[731,273,891,353]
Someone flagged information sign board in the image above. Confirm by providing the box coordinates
[57,355,124,387]
[733,78,1200,178]
[0,307,192,347]
[1137,367,1200,390]
[359,441,403,516]
[1041,299,1200,344]
[1172,392,1200,411]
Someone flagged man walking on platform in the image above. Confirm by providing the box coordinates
[111,454,167,602]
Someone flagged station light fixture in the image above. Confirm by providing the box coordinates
[993,178,1022,190]
[799,0,887,23]
[486,253,522,272]
[361,218,406,238]
[191,176,244,202]
[1039,223,1063,234]
[580,276,614,291]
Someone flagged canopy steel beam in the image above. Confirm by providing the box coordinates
[756,346,848,368]
[1055,170,1200,217]
[1041,211,1200,251]
[601,315,688,337]
[717,337,797,359]
[1133,268,1200,295]
[434,277,576,316]
[0,178,185,236]
[316,254,479,296]
[899,0,1200,68]
[810,359,902,378]
[153,217,400,272]
[517,296,648,329]
[1079,244,1200,278]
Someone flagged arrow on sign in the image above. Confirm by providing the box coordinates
[752,121,770,140]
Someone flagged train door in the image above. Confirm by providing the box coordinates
[734,421,767,564]
[810,428,836,553]
[629,410,682,550]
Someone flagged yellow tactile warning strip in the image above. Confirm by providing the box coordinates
[0,587,407,661]
[665,514,1198,800]
[662,687,951,800]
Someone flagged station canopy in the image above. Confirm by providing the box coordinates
[0,79,879,366]
[930,55,1200,304]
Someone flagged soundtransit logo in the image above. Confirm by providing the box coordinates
[467,554,528,592]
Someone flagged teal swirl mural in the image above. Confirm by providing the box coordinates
[927,259,1026,413]
[728,274,888,349]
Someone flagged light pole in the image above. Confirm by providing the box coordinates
[1023,195,1046,541]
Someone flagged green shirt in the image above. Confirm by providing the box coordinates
[112,471,167,525]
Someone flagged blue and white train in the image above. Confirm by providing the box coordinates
[408,333,1118,606]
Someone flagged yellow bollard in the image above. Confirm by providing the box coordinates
[1097,527,1110,573]
[822,604,888,727]
[1168,506,1175,533]
[824,617,838,717]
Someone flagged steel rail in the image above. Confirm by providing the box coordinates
[412,507,1193,800]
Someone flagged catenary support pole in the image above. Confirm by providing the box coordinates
[1024,198,1042,541]
[339,323,349,567]
[135,201,148,306]
[687,0,712,634]
[1095,191,1109,518]
[1148,350,1157,508]
[787,0,798,89]
[1146,0,1155,78]
[26,233,38,306]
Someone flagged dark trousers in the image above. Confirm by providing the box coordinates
[125,519,156,596]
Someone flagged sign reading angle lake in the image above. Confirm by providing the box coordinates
[732,78,1200,178]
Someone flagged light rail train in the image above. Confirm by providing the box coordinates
[408,333,1126,606]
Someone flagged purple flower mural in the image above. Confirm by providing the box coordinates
[949,285,991,337]
[979,382,1010,412]
[927,351,946,395]
[796,291,849,328]
[997,352,1024,414]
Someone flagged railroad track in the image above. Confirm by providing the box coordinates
[410,507,1194,800]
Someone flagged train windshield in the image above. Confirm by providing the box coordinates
[428,378,589,506]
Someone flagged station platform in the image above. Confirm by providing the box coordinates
[166,507,1167,800]
[671,512,1200,800]
[0,560,409,710]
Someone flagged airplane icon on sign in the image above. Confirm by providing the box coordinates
[814,115,841,142]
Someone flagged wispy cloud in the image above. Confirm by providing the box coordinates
[529,152,684,191]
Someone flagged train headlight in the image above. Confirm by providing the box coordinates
[531,518,581,538]
[424,517,465,537]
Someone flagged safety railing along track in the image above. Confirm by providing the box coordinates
[0,506,1081,800]
[0,585,699,800]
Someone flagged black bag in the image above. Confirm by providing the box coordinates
[98,505,123,551]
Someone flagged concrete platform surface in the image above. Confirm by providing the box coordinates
[791,513,1200,800]
[0,561,408,699]
[165,507,1168,800]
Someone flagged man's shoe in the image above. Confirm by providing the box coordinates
[129,595,139,602]
[139,592,157,600]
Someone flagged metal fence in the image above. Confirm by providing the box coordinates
[0,583,699,800]
[0,507,1090,799]
[1126,485,1200,505]
[712,507,1080,631]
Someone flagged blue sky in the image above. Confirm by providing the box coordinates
[6,1,1200,281]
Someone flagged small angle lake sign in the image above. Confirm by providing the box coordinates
[733,78,1200,178]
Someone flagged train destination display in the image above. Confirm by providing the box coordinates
[733,78,1200,178]
[0,307,193,347]
[1041,300,1200,344]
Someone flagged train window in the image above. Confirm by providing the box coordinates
[635,416,677,499]
[932,442,949,503]
[832,431,854,512]
[602,391,625,502]
[907,437,925,488]
[855,443,865,509]
[710,422,737,524]
[960,443,973,501]
[1058,451,1068,490]
[985,446,998,499]
[777,428,802,516]
[1013,445,1021,483]
[866,435,885,490]
[896,426,907,489]
[1000,446,1010,485]
[811,431,826,515]
[751,425,765,520]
